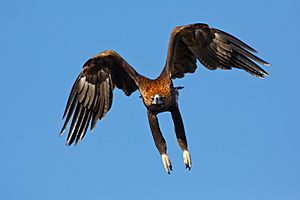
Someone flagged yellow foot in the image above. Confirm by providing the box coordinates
[161,154,172,174]
[183,150,192,170]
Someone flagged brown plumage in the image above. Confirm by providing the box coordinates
[60,23,270,173]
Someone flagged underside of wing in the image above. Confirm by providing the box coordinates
[165,23,270,79]
[60,50,139,145]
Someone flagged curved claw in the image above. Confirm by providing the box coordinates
[161,154,172,174]
[183,150,192,170]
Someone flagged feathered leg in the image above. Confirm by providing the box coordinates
[171,106,192,170]
[147,110,172,174]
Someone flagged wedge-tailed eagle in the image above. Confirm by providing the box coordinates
[60,23,270,173]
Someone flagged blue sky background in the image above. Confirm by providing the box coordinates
[1,0,299,199]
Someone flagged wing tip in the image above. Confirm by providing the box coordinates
[263,62,271,67]
[75,140,80,146]
[65,141,71,146]
[59,129,65,136]
[257,71,270,79]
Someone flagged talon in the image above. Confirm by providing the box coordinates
[183,150,192,171]
[161,154,172,174]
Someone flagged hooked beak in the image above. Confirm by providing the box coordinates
[151,94,165,105]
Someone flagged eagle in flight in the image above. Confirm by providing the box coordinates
[60,23,270,174]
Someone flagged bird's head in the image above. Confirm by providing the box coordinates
[150,94,165,105]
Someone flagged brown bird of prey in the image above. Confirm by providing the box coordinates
[60,23,270,174]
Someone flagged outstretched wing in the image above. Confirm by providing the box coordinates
[165,23,270,79]
[60,50,139,145]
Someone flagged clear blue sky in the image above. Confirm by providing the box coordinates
[1,0,299,199]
